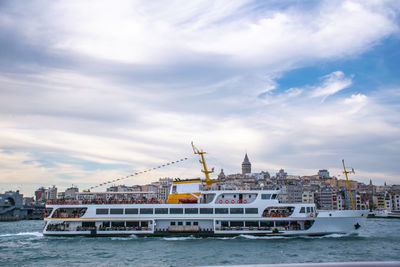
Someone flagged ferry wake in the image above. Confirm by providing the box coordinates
[43,143,367,237]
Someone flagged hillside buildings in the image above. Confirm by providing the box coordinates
[25,152,399,213]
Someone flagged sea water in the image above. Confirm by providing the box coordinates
[0,218,399,266]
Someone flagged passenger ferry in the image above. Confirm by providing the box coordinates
[43,144,367,237]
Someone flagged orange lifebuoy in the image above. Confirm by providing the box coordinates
[117,200,121,204]
[219,200,223,204]
[225,200,229,204]
[237,200,241,204]
[111,200,115,204]
[243,199,247,204]
[129,200,133,204]
[134,200,138,204]
[159,200,162,204]
[231,200,235,204]
[146,200,151,204]
[271,212,276,217]
[140,200,144,204]
[122,200,127,204]
[152,200,157,204]
[277,213,281,217]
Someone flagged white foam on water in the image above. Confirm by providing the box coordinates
[239,234,287,239]
[0,232,43,238]
[163,236,200,241]
[111,234,138,240]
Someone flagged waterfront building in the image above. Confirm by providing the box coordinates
[35,187,47,202]
[276,169,288,180]
[47,186,58,201]
[302,191,314,204]
[318,186,333,210]
[57,192,65,199]
[279,184,303,203]
[0,191,25,220]
[242,153,251,174]
[344,189,357,210]
[157,178,173,201]
[318,170,330,179]
[332,193,344,210]
[64,186,79,199]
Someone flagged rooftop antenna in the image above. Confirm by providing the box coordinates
[342,159,355,211]
[191,142,219,188]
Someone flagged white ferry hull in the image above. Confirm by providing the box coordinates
[43,202,367,237]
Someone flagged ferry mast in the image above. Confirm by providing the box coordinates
[191,142,219,188]
[342,159,356,211]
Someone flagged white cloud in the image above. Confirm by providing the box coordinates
[309,71,352,101]
[0,1,400,195]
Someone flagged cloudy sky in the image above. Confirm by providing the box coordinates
[1,0,400,196]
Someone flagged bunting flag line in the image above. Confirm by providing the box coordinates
[83,157,188,192]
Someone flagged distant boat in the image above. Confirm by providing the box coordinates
[369,209,400,219]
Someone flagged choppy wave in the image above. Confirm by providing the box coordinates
[239,234,287,239]
[163,236,201,241]
[0,232,43,238]
[111,235,138,240]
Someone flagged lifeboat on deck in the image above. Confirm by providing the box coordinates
[178,197,198,203]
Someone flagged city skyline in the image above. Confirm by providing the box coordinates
[1,1,400,196]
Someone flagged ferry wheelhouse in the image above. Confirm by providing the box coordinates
[43,144,367,237]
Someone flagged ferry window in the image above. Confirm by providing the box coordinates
[140,208,153,214]
[184,208,198,214]
[271,194,277,199]
[311,207,314,212]
[222,195,224,198]
[275,221,289,227]
[262,194,271,200]
[230,208,244,214]
[125,208,138,214]
[110,208,123,215]
[102,221,110,227]
[245,221,259,227]
[170,208,184,214]
[245,208,258,214]
[111,221,124,227]
[186,222,191,226]
[178,222,183,226]
[215,208,229,214]
[234,195,236,198]
[155,208,168,214]
[200,208,213,214]
[96,209,109,215]
[230,221,244,227]
[141,221,148,227]
[126,221,139,227]
[306,207,311,213]
[260,221,274,227]
[221,221,229,227]
[193,222,198,226]
[300,207,305,213]
[172,185,177,194]
[170,222,176,226]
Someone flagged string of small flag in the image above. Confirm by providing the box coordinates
[83,157,188,192]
